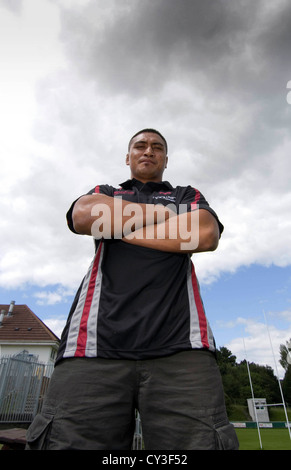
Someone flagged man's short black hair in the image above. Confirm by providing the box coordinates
[128,128,168,153]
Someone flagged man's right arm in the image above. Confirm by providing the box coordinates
[71,194,174,238]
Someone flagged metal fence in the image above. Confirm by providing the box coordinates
[0,352,54,423]
[0,352,143,448]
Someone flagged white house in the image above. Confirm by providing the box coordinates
[0,301,60,364]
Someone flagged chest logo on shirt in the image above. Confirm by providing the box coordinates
[153,192,176,202]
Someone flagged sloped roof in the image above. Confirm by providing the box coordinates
[0,303,60,343]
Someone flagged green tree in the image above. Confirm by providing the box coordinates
[216,347,281,413]
[279,338,291,405]
[282,366,291,405]
[216,346,237,373]
[216,347,239,414]
[240,362,281,404]
[279,338,291,371]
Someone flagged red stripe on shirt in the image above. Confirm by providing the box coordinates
[74,243,103,356]
[191,188,200,211]
[95,185,100,193]
[191,262,209,348]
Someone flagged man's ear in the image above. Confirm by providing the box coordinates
[125,153,130,166]
[165,156,168,169]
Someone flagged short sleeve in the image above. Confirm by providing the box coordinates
[66,184,114,234]
[179,186,224,236]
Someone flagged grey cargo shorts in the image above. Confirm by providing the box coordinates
[25,350,239,450]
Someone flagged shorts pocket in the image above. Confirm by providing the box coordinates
[214,421,239,450]
[25,411,54,450]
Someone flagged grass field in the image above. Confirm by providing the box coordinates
[230,405,291,450]
[235,428,291,450]
[1,406,290,450]
[1,430,290,451]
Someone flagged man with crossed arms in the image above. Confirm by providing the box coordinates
[26,128,238,450]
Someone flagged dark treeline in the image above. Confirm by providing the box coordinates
[216,346,291,416]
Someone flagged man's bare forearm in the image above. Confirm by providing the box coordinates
[72,194,176,237]
[122,209,220,254]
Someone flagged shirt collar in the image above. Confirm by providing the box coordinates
[120,178,173,191]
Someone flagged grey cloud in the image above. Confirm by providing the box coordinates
[58,0,291,100]
[39,1,291,181]
[56,0,291,185]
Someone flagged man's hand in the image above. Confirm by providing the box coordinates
[122,209,220,254]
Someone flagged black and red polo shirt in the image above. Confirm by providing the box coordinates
[56,179,223,363]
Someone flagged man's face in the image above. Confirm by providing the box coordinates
[126,132,168,183]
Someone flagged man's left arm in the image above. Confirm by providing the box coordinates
[122,208,220,254]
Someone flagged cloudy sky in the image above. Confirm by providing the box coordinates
[1,0,291,379]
